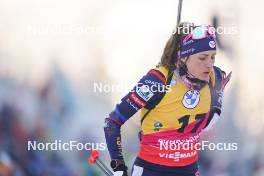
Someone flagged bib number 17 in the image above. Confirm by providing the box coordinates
[177,113,207,133]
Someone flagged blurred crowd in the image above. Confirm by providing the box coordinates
[0,67,101,176]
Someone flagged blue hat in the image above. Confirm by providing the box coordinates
[178,25,216,58]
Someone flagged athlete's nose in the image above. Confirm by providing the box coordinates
[205,57,214,69]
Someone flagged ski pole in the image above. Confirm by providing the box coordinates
[177,0,183,27]
[88,150,113,176]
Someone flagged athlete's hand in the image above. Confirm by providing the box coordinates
[111,159,128,176]
[113,171,128,176]
[203,70,231,132]
[212,70,232,115]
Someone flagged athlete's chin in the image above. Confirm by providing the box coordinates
[197,74,210,82]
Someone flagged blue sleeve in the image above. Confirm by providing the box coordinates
[104,69,167,160]
[213,66,224,88]
[211,66,226,114]
[112,68,167,124]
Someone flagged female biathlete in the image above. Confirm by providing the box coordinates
[104,23,231,176]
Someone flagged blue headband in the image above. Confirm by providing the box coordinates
[177,26,216,58]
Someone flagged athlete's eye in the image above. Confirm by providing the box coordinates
[199,57,206,61]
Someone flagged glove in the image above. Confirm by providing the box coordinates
[111,159,128,176]
[212,70,232,115]
[203,70,231,132]
[113,171,128,176]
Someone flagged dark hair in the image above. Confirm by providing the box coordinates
[158,22,193,72]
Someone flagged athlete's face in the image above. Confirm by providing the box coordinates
[186,50,216,82]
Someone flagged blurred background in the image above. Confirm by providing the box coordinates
[0,0,263,175]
